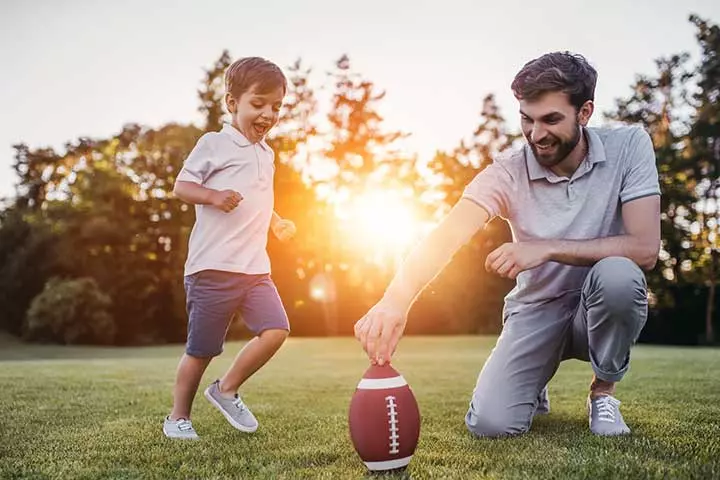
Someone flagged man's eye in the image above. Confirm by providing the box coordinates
[251,103,263,108]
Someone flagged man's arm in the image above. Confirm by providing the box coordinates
[547,195,661,271]
[486,195,661,279]
[355,198,490,364]
[382,198,490,312]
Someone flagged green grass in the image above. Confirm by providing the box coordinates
[1,336,718,479]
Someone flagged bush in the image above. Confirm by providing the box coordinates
[23,277,116,344]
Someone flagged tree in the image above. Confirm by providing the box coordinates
[606,15,720,344]
[686,15,720,343]
[412,94,518,334]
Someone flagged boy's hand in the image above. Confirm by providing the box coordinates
[272,219,296,241]
[209,189,243,213]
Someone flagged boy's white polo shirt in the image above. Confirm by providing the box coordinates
[176,123,276,276]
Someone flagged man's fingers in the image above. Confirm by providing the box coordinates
[358,316,372,353]
[365,315,384,363]
[377,317,396,365]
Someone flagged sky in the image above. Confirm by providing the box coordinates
[1,0,719,200]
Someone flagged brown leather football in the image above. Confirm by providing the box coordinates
[348,363,421,472]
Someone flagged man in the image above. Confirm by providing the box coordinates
[354,51,660,437]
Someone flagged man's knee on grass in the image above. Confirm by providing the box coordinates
[465,402,531,438]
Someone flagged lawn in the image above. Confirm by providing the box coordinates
[1,335,718,479]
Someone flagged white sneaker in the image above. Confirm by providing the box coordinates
[204,379,259,432]
[163,416,199,440]
[588,395,631,436]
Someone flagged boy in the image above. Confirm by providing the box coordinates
[163,57,296,440]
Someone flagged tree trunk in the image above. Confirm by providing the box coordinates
[706,255,716,344]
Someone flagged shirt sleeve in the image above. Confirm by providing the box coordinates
[176,134,215,185]
[460,162,514,219]
[620,127,661,204]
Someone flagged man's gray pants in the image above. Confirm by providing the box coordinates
[465,256,648,437]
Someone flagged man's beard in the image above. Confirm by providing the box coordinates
[530,123,582,167]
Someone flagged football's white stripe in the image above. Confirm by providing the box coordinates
[364,456,412,471]
[357,375,407,390]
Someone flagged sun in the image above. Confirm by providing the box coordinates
[334,189,427,264]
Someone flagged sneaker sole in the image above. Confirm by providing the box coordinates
[203,387,258,433]
[162,426,199,440]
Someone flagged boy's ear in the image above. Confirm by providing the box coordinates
[225,93,236,114]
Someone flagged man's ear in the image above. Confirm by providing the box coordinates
[578,100,594,126]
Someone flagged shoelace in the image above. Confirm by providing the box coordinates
[232,396,246,413]
[177,419,194,432]
[594,396,620,423]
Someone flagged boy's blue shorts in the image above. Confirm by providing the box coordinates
[183,270,289,357]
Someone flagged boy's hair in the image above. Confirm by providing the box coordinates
[224,57,287,99]
[511,51,597,111]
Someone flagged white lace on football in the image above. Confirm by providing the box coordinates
[594,396,620,423]
[177,419,194,432]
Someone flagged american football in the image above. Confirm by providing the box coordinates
[348,363,421,472]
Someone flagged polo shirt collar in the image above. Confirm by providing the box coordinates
[221,123,271,152]
[526,127,606,181]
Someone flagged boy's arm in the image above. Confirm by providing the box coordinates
[271,210,282,229]
[173,181,242,213]
[355,198,490,364]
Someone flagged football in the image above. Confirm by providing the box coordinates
[348,363,421,472]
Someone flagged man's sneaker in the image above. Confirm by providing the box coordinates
[204,380,259,433]
[535,386,550,416]
[163,416,199,440]
[588,395,631,436]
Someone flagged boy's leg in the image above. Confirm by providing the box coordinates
[165,270,243,438]
[218,274,290,392]
[169,354,212,420]
[218,329,289,393]
[465,296,574,438]
[204,274,289,432]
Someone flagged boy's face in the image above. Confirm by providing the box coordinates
[519,90,593,168]
[226,84,285,143]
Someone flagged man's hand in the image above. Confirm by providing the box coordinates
[272,218,296,242]
[209,189,243,213]
[354,299,407,366]
[485,241,552,279]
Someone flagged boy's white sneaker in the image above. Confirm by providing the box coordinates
[204,379,259,432]
[163,416,199,440]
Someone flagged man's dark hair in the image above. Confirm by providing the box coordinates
[511,51,597,110]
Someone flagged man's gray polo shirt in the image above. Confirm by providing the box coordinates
[462,125,661,314]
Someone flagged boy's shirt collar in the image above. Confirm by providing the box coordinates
[221,123,271,152]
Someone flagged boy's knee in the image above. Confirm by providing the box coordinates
[259,328,289,345]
